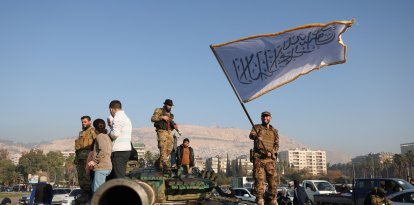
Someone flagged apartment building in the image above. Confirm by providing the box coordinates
[279,148,327,175]
[205,156,228,174]
[401,142,414,155]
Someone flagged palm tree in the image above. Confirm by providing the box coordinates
[366,154,375,178]
[382,159,391,178]
[393,154,408,178]
[405,151,414,179]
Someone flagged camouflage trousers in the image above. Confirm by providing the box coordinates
[253,157,278,201]
[76,158,91,196]
[157,130,173,169]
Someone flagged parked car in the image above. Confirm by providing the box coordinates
[314,178,414,205]
[232,187,256,202]
[388,189,414,205]
[51,188,71,205]
[303,180,337,203]
[62,188,83,205]
[3,187,13,192]
[18,195,30,205]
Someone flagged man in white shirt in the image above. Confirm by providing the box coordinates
[107,100,132,179]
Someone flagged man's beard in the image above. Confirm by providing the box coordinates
[83,125,90,130]
[164,106,171,112]
[262,121,269,126]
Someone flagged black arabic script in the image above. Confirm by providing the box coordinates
[232,24,337,84]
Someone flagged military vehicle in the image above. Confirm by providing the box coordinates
[91,166,253,205]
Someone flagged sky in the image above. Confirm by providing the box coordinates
[0,1,413,157]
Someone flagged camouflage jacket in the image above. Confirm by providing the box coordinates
[249,124,279,158]
[151,107,174,131]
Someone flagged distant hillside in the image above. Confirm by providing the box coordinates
[0,125,351,164]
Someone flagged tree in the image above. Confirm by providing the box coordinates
[0,155,17,186]
[0,148,9,159]
[237,159,243,177]
[45,151,65,186]
[143,151,159,167]
[18,149,48,180]
[405,150,414,178]
[64,153,77,186]
[326,169,343,182]
[366,153,375,178]
[215,171,231,186]
[393,154,408,178]
[230,160,237,177]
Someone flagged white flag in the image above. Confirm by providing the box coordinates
[211,20,353,103]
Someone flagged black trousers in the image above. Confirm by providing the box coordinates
[108,151,130,180]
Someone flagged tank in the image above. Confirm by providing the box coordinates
[90,166,245,205]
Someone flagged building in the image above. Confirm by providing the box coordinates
[401,142,414,155]
[9,153,22,165]
[352,152,395,164]
[375,152,395,163]
[133,142,146,160]
[351,155,367,164]
[235,155,253,176]
[62,151,75,159]
[205,156,228,174]
[194,156,205,171]
[279,148,327,175]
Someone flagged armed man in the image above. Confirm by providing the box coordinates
[75,115,96,203]
[249,111,279,205]
[151,99,178,172]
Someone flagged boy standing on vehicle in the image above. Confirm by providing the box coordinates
[175,138,194,177]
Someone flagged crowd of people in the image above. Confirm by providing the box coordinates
[2,99,412,205]
[8,99,409,205]
[72,99,195,204]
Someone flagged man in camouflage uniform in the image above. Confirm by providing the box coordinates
[75,115,96,203]
[249,111,279,205]
[151,99,177,171]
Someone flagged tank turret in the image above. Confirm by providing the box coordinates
[91,167,226,205]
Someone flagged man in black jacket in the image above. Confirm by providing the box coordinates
[29,176,53,205]
[293,180,310,205]
[175,138,194,177]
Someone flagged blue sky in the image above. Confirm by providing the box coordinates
[0,1,413,157]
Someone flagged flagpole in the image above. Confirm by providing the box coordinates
[209,45,258,133]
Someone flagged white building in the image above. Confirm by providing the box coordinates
[206,156,228,174]
[279,148,327,175]
[401,142,414,155]
[194,156,205,171]
[9,153,22,165]
[133,142,145,160]
[236,155,254,176]
[62,151,75,159]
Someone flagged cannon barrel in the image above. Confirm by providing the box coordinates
[91,167,219,204]
[91,178,155,205]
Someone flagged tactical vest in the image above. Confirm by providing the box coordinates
[75,127,95,151]
[253,124,278,154]
[154,108,174,131]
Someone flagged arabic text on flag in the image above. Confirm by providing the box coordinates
[211,20,353,103]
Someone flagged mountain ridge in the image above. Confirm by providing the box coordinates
[0,124,351,164]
